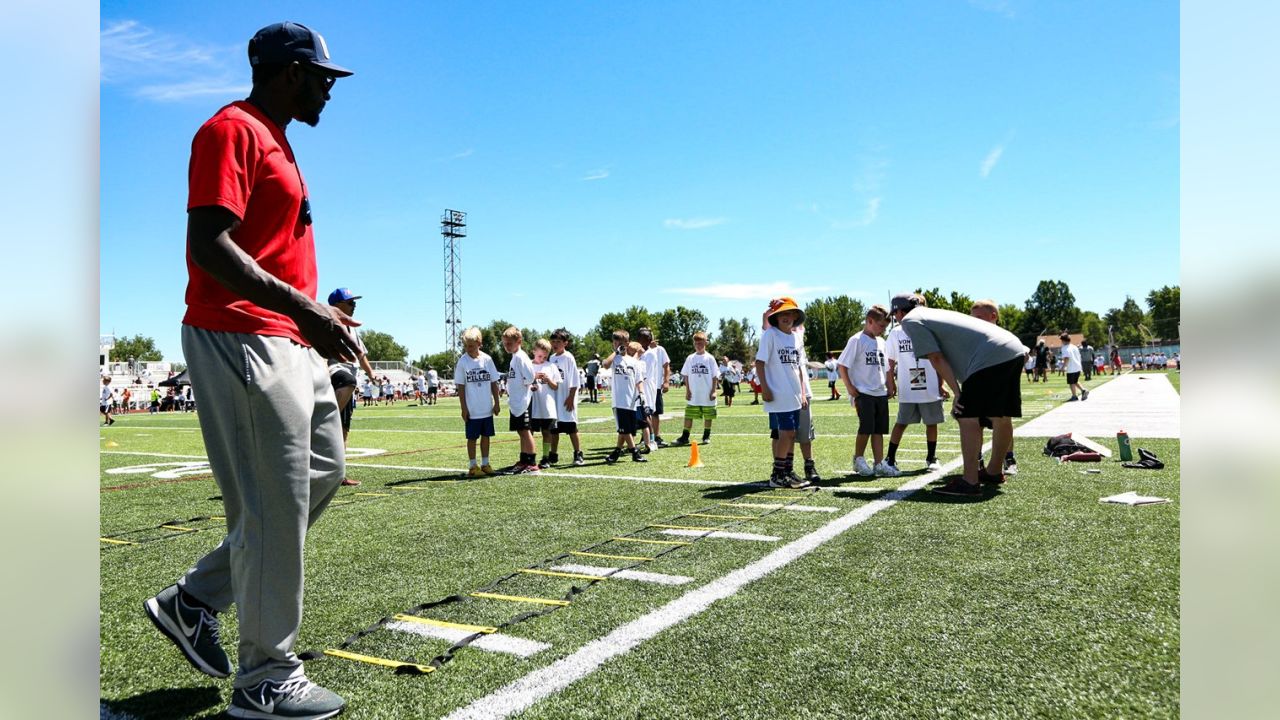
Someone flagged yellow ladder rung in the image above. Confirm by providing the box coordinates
[569,551,654,562]
[160,525,197,532]
[610,537,690,546]
[470,592,570,607]
[99,537,136,545]
[354,492,392,497]
[516,568,606,581]
[686,513,760,520]
[211,515,226,520]
[392,614,497,634]
[649,524,720,531]
[323,648,434,674]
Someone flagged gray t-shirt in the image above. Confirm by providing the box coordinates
[900,308,1027,383]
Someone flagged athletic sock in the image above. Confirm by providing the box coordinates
[702,428,711,441]
[678,430,690,443]
[469,458,478,468]
[1005,450,1016,462]
[785,453,794,475]
[927,441,937,463]
[541,440,550,456]
[773,457,787,477]
[886,442,899,466]
[482,456,490,466]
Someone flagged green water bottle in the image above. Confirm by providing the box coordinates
[1117,429,1132,461]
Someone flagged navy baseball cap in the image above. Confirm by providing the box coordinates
[327,287,362,304]
[249,22,353,77]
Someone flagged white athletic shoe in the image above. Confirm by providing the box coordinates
[854,456,873,476]
[874,461,901,477]
[926,459,942,472]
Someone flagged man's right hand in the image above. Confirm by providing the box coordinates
[295,301,362,361]
[761,387,773,403]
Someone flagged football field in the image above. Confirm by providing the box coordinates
[100,372,1179,719]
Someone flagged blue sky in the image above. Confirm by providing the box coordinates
[100,1,1178,361]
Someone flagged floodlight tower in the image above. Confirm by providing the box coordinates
[441,209,466,352]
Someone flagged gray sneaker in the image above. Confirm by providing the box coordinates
[143,584,232,678]
[228,676,346,719]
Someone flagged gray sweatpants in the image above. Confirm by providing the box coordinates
[176,326,345,688]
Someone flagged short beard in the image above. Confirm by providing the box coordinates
[293,86,322,127]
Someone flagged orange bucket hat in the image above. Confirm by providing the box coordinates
[766,296,805,327]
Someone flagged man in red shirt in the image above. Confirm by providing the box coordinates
[142,22,357,720]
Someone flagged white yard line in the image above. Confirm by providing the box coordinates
[548,564,694,586]
[386,621,549,658]
[725,502,839,513]
[443,452,969,720]
[660,529,779,542]
[101,450,207,459]
[1014,373,1180,438]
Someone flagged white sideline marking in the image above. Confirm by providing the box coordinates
[443,452,969,720]
[386,621,549,658]
[549,564,694,586]
[660,529,779,542]
[101,450,206,459]
[349,462,742,487]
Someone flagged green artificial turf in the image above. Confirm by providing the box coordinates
[100,372,1176,719]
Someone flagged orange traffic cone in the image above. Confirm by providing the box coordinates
[687,441,703,468]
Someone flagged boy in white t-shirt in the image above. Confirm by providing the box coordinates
[754,296,809,488]
[824,352,841,401]
[676,331,720,446]
[548,328,585,466]
[761,306,824,485]
[886,293,947,473]
[501,326,541,474]
[100,376,116,426]
[600,330,647,463]
[530,338,563,468]
[837,305,896,477]
[453,326,502,477]
[637,328,672,449]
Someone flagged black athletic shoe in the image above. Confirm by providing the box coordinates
[978,467,1006,485]
[143,584,232,678]
[573,451,585,466]
[639,444,652,454]
[604,451,621,465]
[785,471,811,489]
[701,433,711,445]
[674,435,690,445]
[1081,389,1090,401]
[804,464,822,484]
[655,438,670,448]
[933,478,983,497]
[537,456,551,469]
[767,474,789,488]
[631,450,648,463]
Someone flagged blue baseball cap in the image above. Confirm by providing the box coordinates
[249,22,354,77]
[327,287,362,305]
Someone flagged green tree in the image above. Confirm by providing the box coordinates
[359,330,408,362]
[710,317,752,363]
[655,306,710,366]
[415,350,460,377]
[802,295,866,359]
[1146,285,1180,340]
[916,288,952,312]
[948,290,975,315]
[1103,296,1149,346]
[997,303,1024,335]
[1080,310,1107,347]
[593,306,657,345]
[109,334,163,362]
[1020,280,1081,337]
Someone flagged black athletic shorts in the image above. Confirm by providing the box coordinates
[855,394,889,435]
[530,417,557,432]
[654,391,665,415]
[329,367,358,390]
[1066,371,1081,385]
[339,397,355,433]
[722,379,736,397]
[614,408,639,435]
[554,421,578,435]
[509,407,533,432]
[956,357,1023,420]
[586,376,597,389]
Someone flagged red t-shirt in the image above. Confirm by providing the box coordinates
[182,101,317,344]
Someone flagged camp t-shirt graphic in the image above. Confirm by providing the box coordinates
[453,352,500,419]
[886,325,941,403]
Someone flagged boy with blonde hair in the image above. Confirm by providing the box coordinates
[677,331,720,445]
[601,330,648,463]
[755,297,809,488]
[501,326,540,474]
[453,326,501,477]
[838,305,896,477]
[530,338,563,468]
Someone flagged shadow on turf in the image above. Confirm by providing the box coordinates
[103,686,222,720]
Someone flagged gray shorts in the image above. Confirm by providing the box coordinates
[896,399,945,426]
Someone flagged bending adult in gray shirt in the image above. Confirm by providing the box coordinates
[900,307,1027,495]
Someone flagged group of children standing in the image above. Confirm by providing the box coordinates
[448,294,959,488]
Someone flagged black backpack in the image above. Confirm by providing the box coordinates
[1044,433,1092,458]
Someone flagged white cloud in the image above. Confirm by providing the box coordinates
[830,197,881,230]
[582,169,610,181]
[968,0,1016,18]
[101,20,246,103]
[980,145,1005,178]
[663,217,727,230]
[452,149,474,159]
[664,282,832,301]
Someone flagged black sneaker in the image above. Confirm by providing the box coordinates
[767,474,789,488]
[604,451,621,465]
[639,444,651,454]
[978,467,1006,485]
[785,472,811,489]
[547,452,559,466]
[1081,389,1090,401]
[1003,457,1018,476]
[700,434,711,445]
[674,435,690,445]
[933,478,983,497]
[655,438,670,448]
[537,456,551,469]
[573,451,585,466]
[227,676,345,719]
[805,464,822,484]
[631,450,648,463]
[1066,396,1079,402]
[143,584,232,678]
